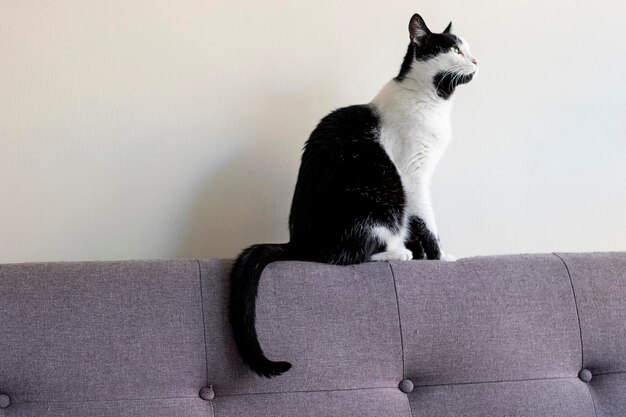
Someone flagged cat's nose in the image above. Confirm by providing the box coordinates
[472,58,479,66]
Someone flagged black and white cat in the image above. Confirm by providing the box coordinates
[229,13,478,377]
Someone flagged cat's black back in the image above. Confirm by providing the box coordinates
[289,105,404,264]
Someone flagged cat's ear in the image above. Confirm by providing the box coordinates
[409,14,431,44]
[443,22,453,34]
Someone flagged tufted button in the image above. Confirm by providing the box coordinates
[0,393,11,409]
[579,369,593,383]
[399,379,414,394]
[199,386,215,401]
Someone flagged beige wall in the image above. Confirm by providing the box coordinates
[1,1,625,262]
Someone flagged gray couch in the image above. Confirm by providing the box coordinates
[1,252,625,416]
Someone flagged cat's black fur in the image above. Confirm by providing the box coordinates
[434,71,475,99]
[289,106,404,264]
[229,13,472,378]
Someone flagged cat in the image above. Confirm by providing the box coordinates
[229,13,478,378]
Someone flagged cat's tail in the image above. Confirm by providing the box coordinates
[229,243,293,378]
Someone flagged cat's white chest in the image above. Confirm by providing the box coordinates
[371,81,453,235]
[378,108,451,175]
[376,105,451,210]
[382,123,449,219]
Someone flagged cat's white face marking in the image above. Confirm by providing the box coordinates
[409,38,478,90]
[457,37,478,68]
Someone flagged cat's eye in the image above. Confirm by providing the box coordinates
[450,46,461,54]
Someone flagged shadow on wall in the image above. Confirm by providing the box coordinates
[175,86,337,260]
[177,141,295,260]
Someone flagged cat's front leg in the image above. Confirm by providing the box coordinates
[406,184,458,261]
[405,236,426,260]
[407,216,456,261]
[404,183,443,260]
[407,216,441,260]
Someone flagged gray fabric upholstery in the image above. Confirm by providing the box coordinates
[1,253,625,416]
[392,254,582,386]
[410,379,595,417]
[204,261,403,396]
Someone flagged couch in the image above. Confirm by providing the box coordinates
[1,252,625,416]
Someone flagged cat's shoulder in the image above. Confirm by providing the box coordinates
[318,104,379,129]
[308,104,380,145]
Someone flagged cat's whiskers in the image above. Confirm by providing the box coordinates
[435,69,456,91]
[435,63,475,92]
[435,69,459,91]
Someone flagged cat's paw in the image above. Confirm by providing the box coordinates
[440,253,457,262]
[371,248,413,262]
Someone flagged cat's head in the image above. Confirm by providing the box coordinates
[396,14,478,99]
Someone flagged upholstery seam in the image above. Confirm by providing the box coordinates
[413,375,583,388]
[197,260,215,417]
[386,261,413,417]
[387,261,405,378]
[196,260,212,415]
[594,370,626,376]
[216,385,398,398]
[553,253,585,369]
[553,254,598,417]
[585,384,599,417]
[17,395,200,404]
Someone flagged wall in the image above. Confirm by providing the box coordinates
[1,0,625,262]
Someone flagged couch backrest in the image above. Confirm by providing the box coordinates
[1,253,625,416]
